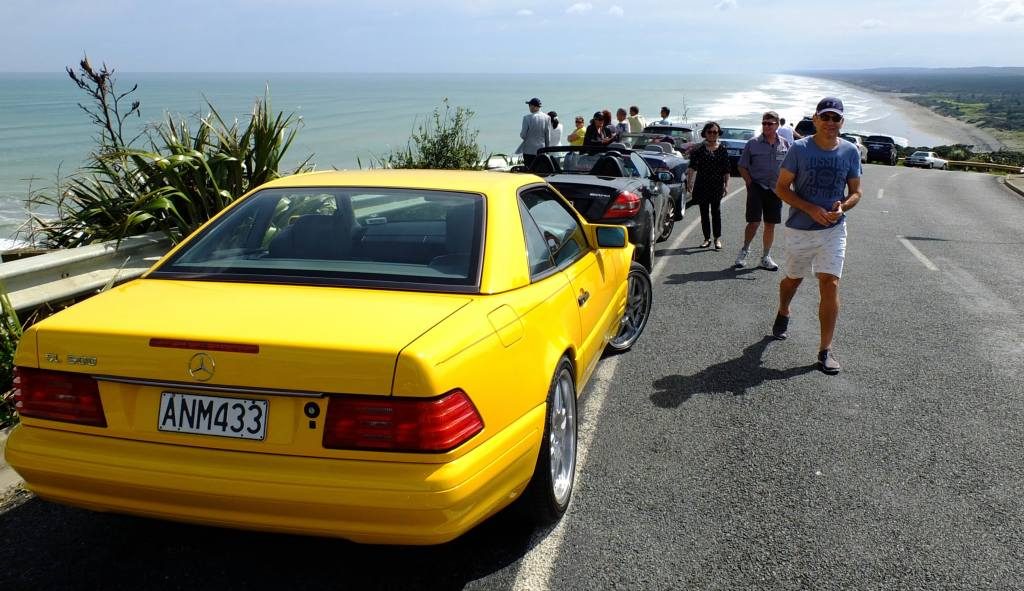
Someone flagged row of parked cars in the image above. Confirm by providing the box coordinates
[794,116,949,169]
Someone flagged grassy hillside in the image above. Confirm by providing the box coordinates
[807,67,1024,148]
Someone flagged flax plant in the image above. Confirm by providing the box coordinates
[0,287,23,428]
[28,57,312,247]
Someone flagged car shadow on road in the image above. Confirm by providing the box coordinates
[651,336,817,408]
[663,266,759,284]
[0,491,538,590]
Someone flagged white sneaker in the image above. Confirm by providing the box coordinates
[734,248,749,268]
[760,254,779,271]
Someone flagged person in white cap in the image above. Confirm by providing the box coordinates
[771,96,862,375]
[517,97,551,167]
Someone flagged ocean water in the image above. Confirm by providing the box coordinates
[0,72,954,241]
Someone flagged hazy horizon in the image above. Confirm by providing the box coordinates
[3,0,1022,74]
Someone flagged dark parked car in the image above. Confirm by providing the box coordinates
[641,124,694,151]
[620,133,690,213]
[795,116,815,138]
[525,145,675,270]
[865,135,899,165]
[719,127,756,175]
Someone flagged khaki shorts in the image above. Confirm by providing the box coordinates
[782,223,847,278]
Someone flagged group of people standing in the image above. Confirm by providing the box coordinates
[686,97,862,374]
[518,95,863,374]
[517,99,674,164]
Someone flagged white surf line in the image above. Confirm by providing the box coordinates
[877,188,884,200]
[513,188,743,591]
[897,235,939,271]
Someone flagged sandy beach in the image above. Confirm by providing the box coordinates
[840,84,1004,151]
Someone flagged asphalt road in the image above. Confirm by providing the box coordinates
[2,165,1023,590]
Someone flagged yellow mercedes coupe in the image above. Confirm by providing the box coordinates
[7,170,653,545]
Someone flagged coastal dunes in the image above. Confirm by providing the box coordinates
[809,67,1024,152]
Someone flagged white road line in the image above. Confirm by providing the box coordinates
[897,235,939,271]
[877,189,884,200]
[513,188,742,591]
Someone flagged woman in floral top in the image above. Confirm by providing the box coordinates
[686,121,731,249]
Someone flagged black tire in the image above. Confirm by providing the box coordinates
[636,215,656,271]
[889,153,897,166]
[656,201,675,243]
[520,356,577,525]
[941,163,948,170]
[607,262,653,352]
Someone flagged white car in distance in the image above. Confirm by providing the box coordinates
[905,151,949,170]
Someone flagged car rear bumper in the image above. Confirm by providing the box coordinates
[5,404,544,545]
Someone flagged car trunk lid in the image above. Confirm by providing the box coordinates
[23,279,474,457]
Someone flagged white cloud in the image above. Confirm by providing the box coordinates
[566,2,593,14]
[516,8,533,16]
[715,0,737,10]
[975,0,1024,22]
[608,5,624,16]
[860,18,883,29]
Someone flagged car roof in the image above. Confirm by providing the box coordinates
[257,169,532,194]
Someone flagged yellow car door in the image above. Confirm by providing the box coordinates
[519,186,617,382]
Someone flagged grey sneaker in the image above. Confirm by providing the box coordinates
[757,255,778,270]
[818,349,841,374]
[734,248,749,268]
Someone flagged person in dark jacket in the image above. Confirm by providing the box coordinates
[686,121,731,249]
[583,111,613,147]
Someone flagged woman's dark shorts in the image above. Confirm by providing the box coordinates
[745,183,783,224]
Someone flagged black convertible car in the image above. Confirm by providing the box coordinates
[521,145,675,271]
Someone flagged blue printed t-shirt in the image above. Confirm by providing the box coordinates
[780,137,862,230]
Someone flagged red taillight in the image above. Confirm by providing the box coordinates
[322,390,483,452]
[605,191,641,218]
[13,367,106,427]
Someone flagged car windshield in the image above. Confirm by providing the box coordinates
[910,151,930,158]
[720,128,755,141]
[866,136,895,144]
[642,127,693,143]
[152,187,485,290]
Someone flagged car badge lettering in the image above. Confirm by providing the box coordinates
[188,352,216,382]
[45,353,61,363]
[68,355,98,366]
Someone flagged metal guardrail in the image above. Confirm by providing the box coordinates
[0,232,173,313]
[944,160,1024,173]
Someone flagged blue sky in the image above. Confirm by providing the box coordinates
[3,0,1023,73]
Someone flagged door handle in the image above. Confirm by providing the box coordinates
[577,289,590,307]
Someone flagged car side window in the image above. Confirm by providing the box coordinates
[519,200,555,277]
[519,188,588,270]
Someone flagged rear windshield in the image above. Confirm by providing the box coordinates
[152,187,485,291]
[910,151,929,157]
[720,128,755,141]
[866,136,895,144]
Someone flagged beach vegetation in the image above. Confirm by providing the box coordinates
[0,287,22,429]
[25,56,313,247]
[362,99,487,170]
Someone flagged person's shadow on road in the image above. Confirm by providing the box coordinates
[651,336,816,408]
[663,267,758,284]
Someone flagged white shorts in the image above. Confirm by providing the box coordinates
[782,223,847,279]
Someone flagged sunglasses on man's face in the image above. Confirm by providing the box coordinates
[761,120,778,126]
[818,113,843,122]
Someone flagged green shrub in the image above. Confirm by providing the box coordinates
[366,99,487,170]
[26,56,313,247]
[0,288,22,429]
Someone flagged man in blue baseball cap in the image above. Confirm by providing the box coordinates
[771,96,863,375]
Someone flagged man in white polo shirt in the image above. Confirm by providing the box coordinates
[772,97,862,375]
